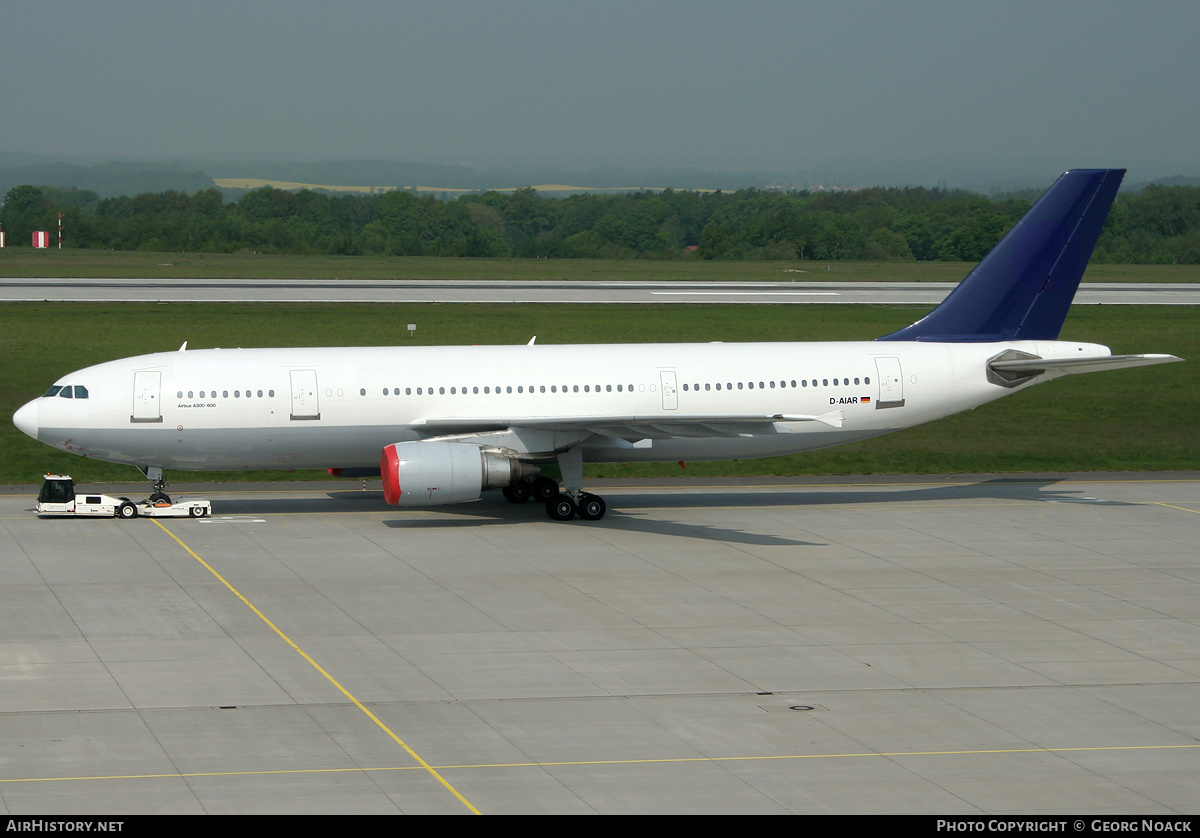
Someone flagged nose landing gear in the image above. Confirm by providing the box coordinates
[138,465,172,505]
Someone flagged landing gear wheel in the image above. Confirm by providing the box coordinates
[576,493,607,521]
[531,477,560,503]
[149,492,171,505]
[547,496,577,521]
[189,506,205,518]
[117,502,137,519]
[502,483,532,503]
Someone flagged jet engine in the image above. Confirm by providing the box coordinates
[380,441,534,506]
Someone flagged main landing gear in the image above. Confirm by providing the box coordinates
[547,490,607,521]
[501,448,608,522]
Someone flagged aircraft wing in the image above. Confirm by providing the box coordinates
[419,411,845,440]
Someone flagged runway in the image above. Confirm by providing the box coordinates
[2,277,1199,305]
[2,474,1198,814]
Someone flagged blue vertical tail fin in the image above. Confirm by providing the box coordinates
[877,168,1124,342]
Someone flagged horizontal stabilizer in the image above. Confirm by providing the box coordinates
[989,353,1182,376]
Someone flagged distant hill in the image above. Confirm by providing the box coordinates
[1,156,775,200]
[210,160,773,195]
[6,155,1195,202]
[0,161,213,199]
[1127,175,1200,190]
[211,177,718,198]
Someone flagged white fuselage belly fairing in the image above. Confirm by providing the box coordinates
[28,340,1101,471]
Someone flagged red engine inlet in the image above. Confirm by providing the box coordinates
[380,445,403,505]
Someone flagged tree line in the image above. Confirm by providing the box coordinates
[2,181,1198,263]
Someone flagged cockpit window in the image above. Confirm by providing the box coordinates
[46,384,88,399]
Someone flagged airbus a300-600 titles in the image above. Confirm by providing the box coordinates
[12,169,1180,521]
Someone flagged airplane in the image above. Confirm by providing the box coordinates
[11,168,1181,522]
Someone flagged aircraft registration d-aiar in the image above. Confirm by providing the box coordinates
[12,169,1181,521]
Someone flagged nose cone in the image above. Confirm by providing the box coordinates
[13,400,39,440]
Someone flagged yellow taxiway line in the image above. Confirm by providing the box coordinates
[149,518,481,815]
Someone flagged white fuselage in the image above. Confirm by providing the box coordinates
[15,339,1110,472]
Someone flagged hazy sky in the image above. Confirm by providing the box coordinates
[3,1,1198,184]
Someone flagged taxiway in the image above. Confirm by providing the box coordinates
[1,474,1197,814]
